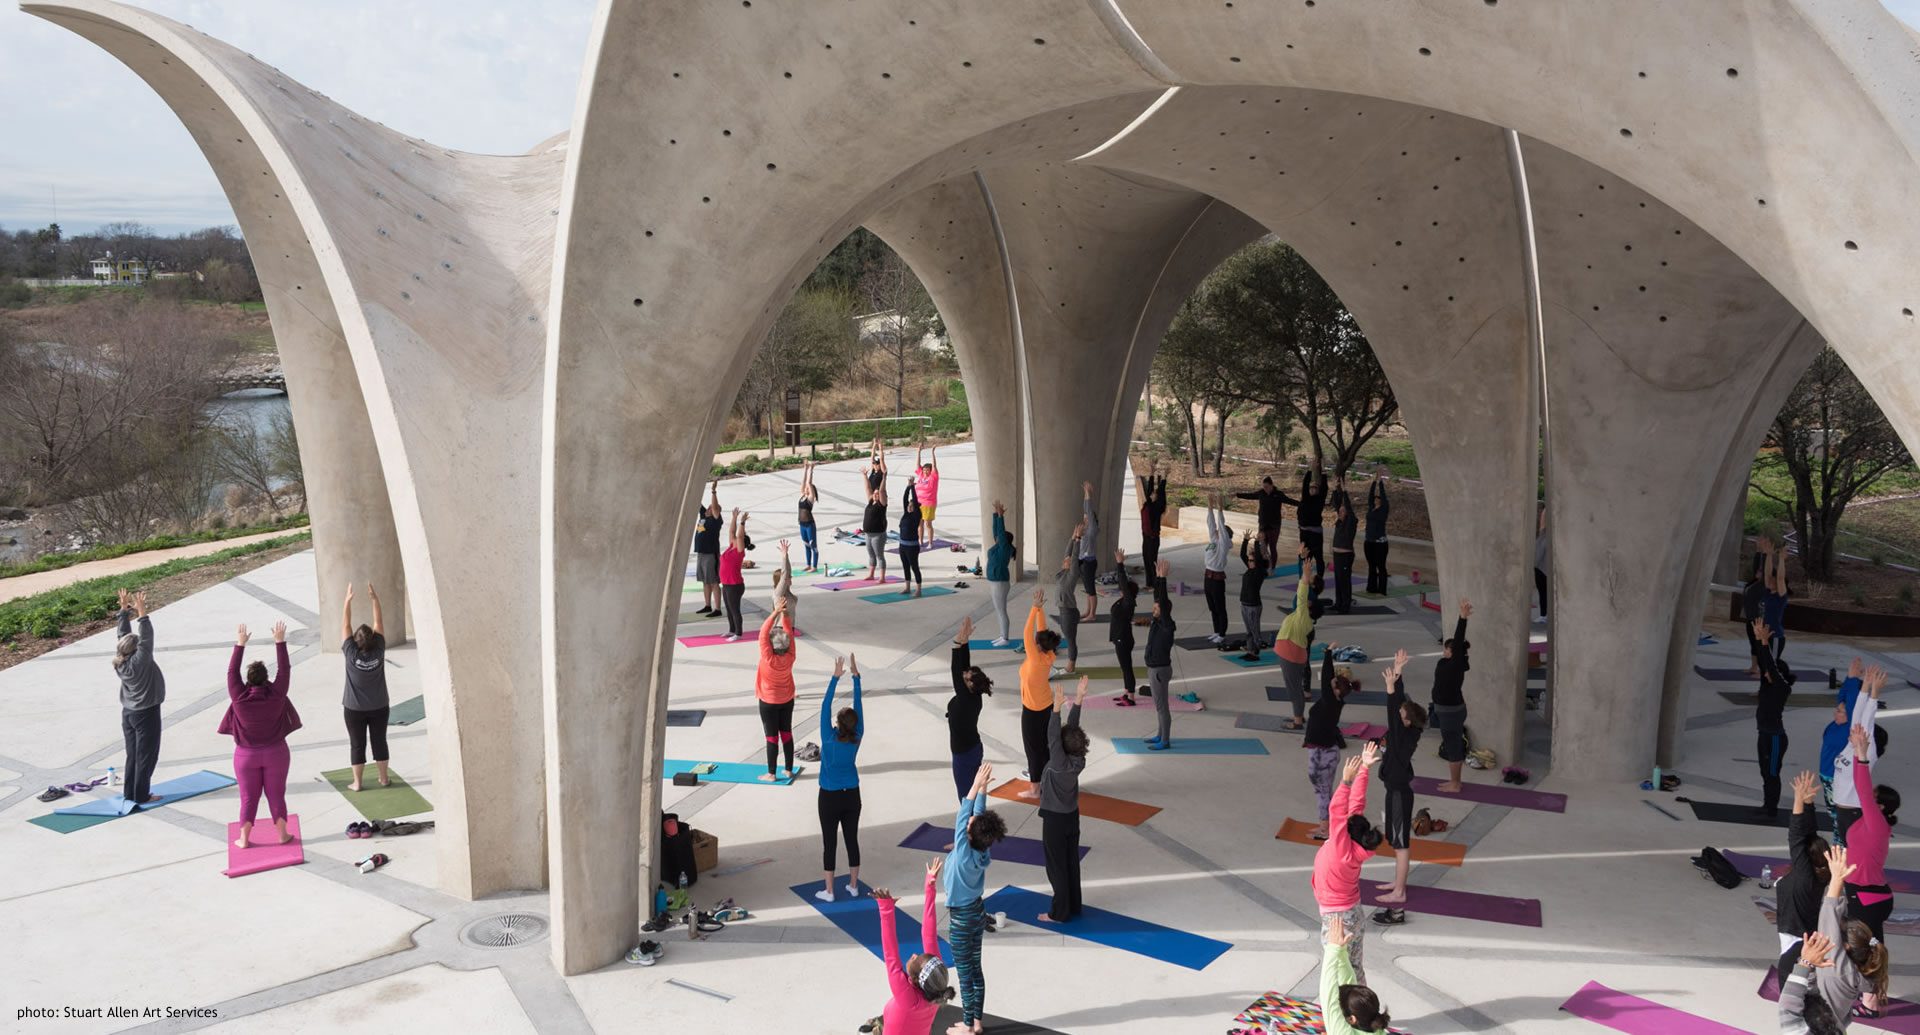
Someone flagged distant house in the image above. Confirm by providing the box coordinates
[89,257,150,284]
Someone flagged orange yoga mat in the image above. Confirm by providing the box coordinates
[1274,817,1466,866]
[989,779,1162,826]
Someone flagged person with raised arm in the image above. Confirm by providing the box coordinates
[1843,721,1900,957]
[985,500,1016,645]
[719,507,749,641]
[1372,648,1427,922]
[1142,559,1179,751]
[1304,645,1361,839]
[1774,771,1833,967]
[1296,469,1330,601]
[692,480,724,617]
[111,588,165,807]
[1077,481,1100,622]
[1429,599,1472,793]
[815,654,865,902]
[899,479,926,597]
[1235,475,1294,564]
[946,617,994,800]
[1039,676,1090,923]
[1275,544,1316,728]
[797,460,821,572]
[754,598,799,782]
[866,859,954,1035]
[862,486,890,583]
[1319,914,1394,1034]
[1761,533,1792,666]
[1108,548,1140,707]
[865,434,888,495]
[1817,658,1866,824]
[944,762,1008,1035]
[1138,460,1168,576]
[1203,490,1234,644]
[1832,665,1891,845]
[771,540,800,629]
[1314,743,1383,983]
[222,620,298,848]
[1363,471,1391,595]
[1017,589,1062,800]
[1777,930,1849,1035]
[341,581,392,790]
[914,444,940,549]
[1238,532,1275,664]
[1054,530,1083,676]
[1753,617,1795,819]
[1330,487,1359,614]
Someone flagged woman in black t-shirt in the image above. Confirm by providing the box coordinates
[946,617,994,800]
[340,581,391,791]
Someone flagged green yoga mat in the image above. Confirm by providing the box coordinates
[320,768,433,821]
[28,812,118,834]
[387,696,426,726]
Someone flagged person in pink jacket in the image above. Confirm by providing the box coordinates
[219,621,299,849]
[862,858,953,1035]
[914,445,940,549]
[1313,741,1383,982]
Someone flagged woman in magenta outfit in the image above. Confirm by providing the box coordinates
[863,858,952,1034]
[220,621,301,849]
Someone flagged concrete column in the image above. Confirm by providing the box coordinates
[1524,138,1807,781]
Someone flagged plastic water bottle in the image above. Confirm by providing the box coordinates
[1760,865,1775,889]
[677,872,688,892]
[1652,765,1662,791]
[106,766,118,786]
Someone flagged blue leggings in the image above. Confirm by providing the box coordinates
[799,523,818,568]
[952,744,983,801]
[949,899,987,1024]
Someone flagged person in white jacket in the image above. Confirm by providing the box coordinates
[1203,491,1234,644]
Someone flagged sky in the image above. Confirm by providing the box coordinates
[1,0,1917,237]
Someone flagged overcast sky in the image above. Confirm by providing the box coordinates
[3,1,1917,236]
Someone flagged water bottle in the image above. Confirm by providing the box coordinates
[677,872,688,892]
[107,766,119,786]
[1760,864,1775,889]
[1652,765,1662,791]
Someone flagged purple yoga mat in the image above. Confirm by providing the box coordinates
[1559,981,1749,1035]
[1358,883,1541,927]
[1724,850,1920,895]
[1411,776,1567,813]
[1340,722,1387,740]
[820,576,903,591]
[1694,665,1754,681]
[1759,968,1920,1032]
[897,821,1086,866]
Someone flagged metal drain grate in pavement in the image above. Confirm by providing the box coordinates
[459,912,549,949]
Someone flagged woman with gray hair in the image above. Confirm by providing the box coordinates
[111,589,166,807]
[755,598,800,781]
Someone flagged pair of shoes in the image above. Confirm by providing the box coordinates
[1501,766,1532,785]
[625,940,662,966]
[1240,652,1262,662]
[641,911,676,933]
[347,821,374,839]
[1370,907,1407,926]
[989,638,1009,647]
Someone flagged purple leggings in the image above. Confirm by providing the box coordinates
[234,740,291,827]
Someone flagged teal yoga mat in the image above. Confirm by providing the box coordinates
[662,759,804,785]
[1111,737,1269,756]
[860,586,957,604]
[27,812,119,834]
[387,695,426,725]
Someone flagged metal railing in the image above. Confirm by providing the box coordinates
[780,415,933,458]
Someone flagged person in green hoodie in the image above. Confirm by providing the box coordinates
[1319,914,1393,1033]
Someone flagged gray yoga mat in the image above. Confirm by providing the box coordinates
[1234,712,1303,733]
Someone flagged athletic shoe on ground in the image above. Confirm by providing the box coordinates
[1019,770,1031,782]
[1148,741,1170,751]
[1143,735,1161,744]
[1206,633,1223,644]
[724,633,740,642]
[625,941,661,965]
[989,638,1009,647]
[814,888,835,902]
[1178,692,1200,703]
[1240,652,1261,661]
[1371,908,1407,926]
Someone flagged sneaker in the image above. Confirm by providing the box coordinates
[1206,633,1223,644]
[1178,692,1200,704]
[1148,741,1170,751]
[1371,907,1407,926]
[815,888,835,903]
[724,633,740,642]
[1240,652,1262,662]
[625,940,661,966]
[989,638,1009,647]
[1020,770,1032,782]
[641,911,675,933]
[1143,735,1162,745]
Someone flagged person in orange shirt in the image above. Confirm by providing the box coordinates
[756,599,799,782]
[1017,589,1063,801]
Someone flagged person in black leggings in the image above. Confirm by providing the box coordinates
[1108,548,1140,706]
[340,581,391,790]
[1138,462,1167,576]
[899,480,925,597]
[1363,473,1390,595]
[1330,491,1358,614]
[1296,470,1328,601]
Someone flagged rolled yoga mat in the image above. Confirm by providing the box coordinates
[320,768,433,821]
[386,695,427,726]
[981,886,1233,970]
[989,779,1161,826]
[897,821,1086,866]
[1357,882,1542,927]
[1276,817,1465,865]
[1111,736,1268,756]
[1559,981,1749,1035]
[1681,798,1832,831]
[1411,776,1568,813]
[224,814,305,877]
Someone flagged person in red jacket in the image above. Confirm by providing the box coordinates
[1313,741,1382,982]
[220,621,299,849]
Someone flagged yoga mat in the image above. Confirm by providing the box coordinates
[1276,576,1364,593]
[661,759,803,785]
[966,639,1022,651]
[981,886,1232,970]
[1225,650,1281,669]
[1363,583,1435,598]
[1527,640,1550,655]
[897,821,1085,866]
[1340,722,1387,740]
[1752,895,1920,936]
[1051,666,1127,681]
[1320,604,1397,617]
[1682,798,1832,831]
[1559,981,1749,1035]
[989,779,1161,826]
[319,768,433,821]
[1276,818,1464,865]
[889,538,962,552]
[387,695,426,726]
[677,629,806,648]
[1083,693,1203,712]
[1234,992,1410,1034]
[1175,635,1239,651]
[1723,850,1920,894]
[790,879,951,965]
[931,1007,1063,1035]
[1235,713,1302,732]
[1112,737,1268,756]
[1411,776,1568,813]
[665,709,707,727]
[1694,665,1754,681]
[54,769,237,818]
[820,576,903,591]
[1267,686,1388,707]
[1358,883,1542,927]
[860,586,956,604]
[1717,691,1839,708]
[26,812,118,834]
[224,815,305,877]
[1271,563,1303,578]
[1758,967,1920,1032]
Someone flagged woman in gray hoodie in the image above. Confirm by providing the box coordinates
[111,589,166,806]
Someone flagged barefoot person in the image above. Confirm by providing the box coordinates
[341,582,391,791]
[1430,599,1472,794]
[1305,647,1361,839]
[1373,648,1425,923]
[222,621,298,849]
[915,444,940,549]
[111,589,165,807]
[693,481,724,616]
[1018,590,1062,799]
[1314,743,1382,982]
[816,655,865,902]
[945,763,1009,1035]
[1142,560,1178,751]
[1040,676,1089,923]
[755,600,799,782]
[867,860,955,1035]
[1204,492,1234,644]
[1320,914,1394,1034]
[798,460,821,572]
[947,617,994,800]
[986,500,1017,645]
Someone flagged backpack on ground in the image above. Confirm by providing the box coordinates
[1693,846,1743,889]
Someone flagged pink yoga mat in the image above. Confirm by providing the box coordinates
[1559,981,1749,1035]
[1358,882,1541,927]
[1411,776,1567,813]
[819,576,903,591]
[224,815,305,877]
[1759,967,1920,1032]
[676,629,804,648]
[1340,722,1387,739]
[1081,693,1204,713]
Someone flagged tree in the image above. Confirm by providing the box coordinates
[736,286,861,439]
[806,228,891,294]
[857,250,936,418]
[1751,345,1914,581]
[1202,240,1397,475]
[1154,299,1217,476]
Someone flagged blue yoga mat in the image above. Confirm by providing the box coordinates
[54,769,236,817]
[966,639,1022,651]
[981,886,1232,970]
[792,879,952,965]
[1111,737,1269,756]
[661,760,803,785]
[861,586,957,604]
[897,821,1086,866]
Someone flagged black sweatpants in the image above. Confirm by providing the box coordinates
[722,581,746,636]
[1204,574,1228,637]
[899,543,923,588]
[1301,529,1324,595]
[1077,557,1098,604]
[1333,550,1355,613]
[121,705,162,804]
[818,787,862,870]
[1022,706,1052,783]
[1757,728,1788,815]
[344,705,391,765]
[1141,534,1159,580]
[1534,567,1549,616]
[1363,540,1389,594]
[1041,807,1082,920]
[1114,639,1137,694]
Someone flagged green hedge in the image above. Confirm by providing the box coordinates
[0,531,311,648]
[0,514,311,579]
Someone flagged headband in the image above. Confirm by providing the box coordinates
[916,958,947,993]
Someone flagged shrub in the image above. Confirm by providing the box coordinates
[1174,486,1204,508]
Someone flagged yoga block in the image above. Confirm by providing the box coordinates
[672,772,700,787]
[692,829,719,873]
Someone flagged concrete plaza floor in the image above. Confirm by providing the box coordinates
[3,443,1918,1034]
